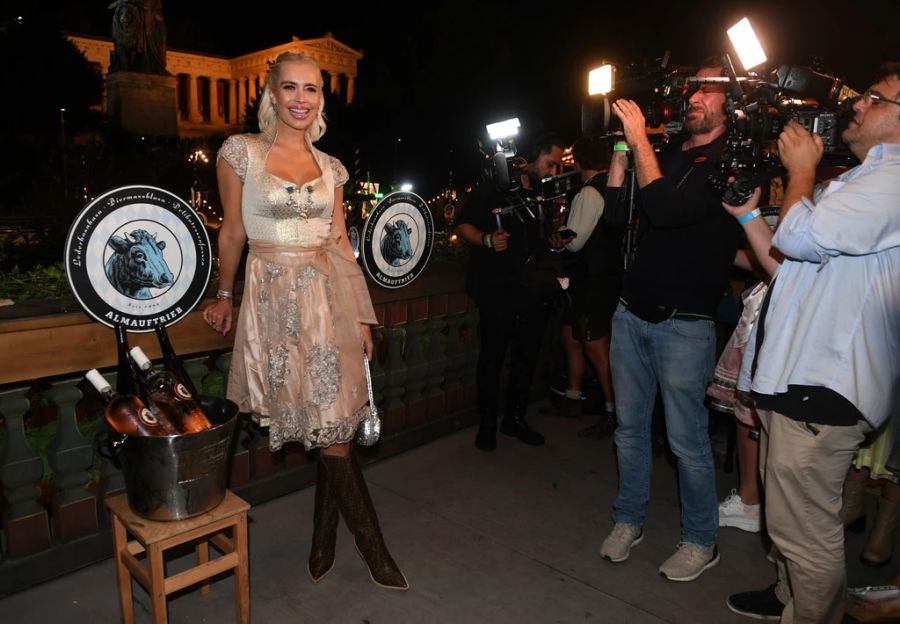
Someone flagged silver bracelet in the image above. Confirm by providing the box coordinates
[216,289,234,299]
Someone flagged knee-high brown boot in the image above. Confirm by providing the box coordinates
[840,477,868,533]
[308,455,340,582]
[321,452,409,590]
[861,497,899,566]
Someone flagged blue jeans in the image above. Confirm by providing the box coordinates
[610,304,718,546]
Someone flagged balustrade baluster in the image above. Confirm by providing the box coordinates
[183,357,210,397]
[382,325,408,435]
[369,327,386,410]
[462,307,481,408]
[47,379,98,542]
[404,316,428,428]
[0,388,51,558]
[442,308,467,415]
[423,298,448,423]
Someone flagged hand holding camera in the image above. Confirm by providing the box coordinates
[547,229,576,249]
[722,186,762,219]
[491,229,510,252]
[778,122,825,176]
[611,99,649,150]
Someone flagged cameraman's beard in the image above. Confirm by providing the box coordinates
[685,108,726,136]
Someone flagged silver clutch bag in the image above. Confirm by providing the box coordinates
[355,354,381,446]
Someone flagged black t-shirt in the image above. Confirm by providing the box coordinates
[457,181,547,306]
[750,279,863,425]
[606,136,742,316]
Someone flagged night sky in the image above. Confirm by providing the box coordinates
[9,0,900,194]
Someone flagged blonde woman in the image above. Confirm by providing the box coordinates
[203,52,407,590]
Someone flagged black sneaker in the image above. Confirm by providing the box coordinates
[474,426,497,452]
[500,416,545,446]
[726,584,784,621]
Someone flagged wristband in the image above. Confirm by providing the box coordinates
[483,232,493,249]
[737,208,761,225]
[216,289,234,300]
[613,142,630,152]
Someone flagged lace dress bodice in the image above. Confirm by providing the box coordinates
[217,133,349,246]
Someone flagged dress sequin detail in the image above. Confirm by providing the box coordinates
[297,265,319,291]
[307,342,341,409]
[285,284,300,340]
[267,343,290,396]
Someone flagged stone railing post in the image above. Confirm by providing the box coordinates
[462,307,480,408]
[0,388,51,558]
[442,294,468,414]
[381,301,408,434]
[369,326,386,410]
[184,356,209,397]
[403,297,429,428]
[423,293,448,423]
[47,379,98,542]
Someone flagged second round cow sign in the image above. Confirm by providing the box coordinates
[360,190,434,289]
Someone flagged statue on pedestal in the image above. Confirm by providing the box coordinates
[108,0,168,75]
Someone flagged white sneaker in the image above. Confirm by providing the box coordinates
[718,489,761,533]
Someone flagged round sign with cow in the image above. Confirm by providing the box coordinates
[64,185,212,331]
[361,191,434,289]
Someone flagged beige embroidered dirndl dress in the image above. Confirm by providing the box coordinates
[218,133,377,451]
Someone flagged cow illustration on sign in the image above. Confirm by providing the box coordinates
[380,219,413,266]
[104,229,174,299]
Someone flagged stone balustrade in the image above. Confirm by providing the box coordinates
[0,263,492,596]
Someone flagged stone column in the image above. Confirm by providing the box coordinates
[347,76,356,104]
[210,77,219,125]
[188,73,200,123]
[235,79,244,123]
[330,72,340,97]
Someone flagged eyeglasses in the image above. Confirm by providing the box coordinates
[862,89,900,107]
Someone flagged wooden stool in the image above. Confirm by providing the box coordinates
[105,490,250,624]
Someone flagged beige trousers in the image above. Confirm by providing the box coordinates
[757,409,870,624]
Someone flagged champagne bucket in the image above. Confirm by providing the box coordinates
[107,396,238,521]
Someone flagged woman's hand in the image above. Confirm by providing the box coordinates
[202,298,233,336]
[361,324,374,360]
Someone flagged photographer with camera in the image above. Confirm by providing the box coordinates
[598,62,742,582]
[455,133,566,452]
[725,62,900,624]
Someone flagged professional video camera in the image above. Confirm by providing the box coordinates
[581,53,694,141]
[481,118,580,215]
[708,62,859,205]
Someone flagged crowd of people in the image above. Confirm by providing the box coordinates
[203,50,900,621]
[453,59,900,622]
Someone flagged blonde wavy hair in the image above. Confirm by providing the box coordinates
[257,52,327,142]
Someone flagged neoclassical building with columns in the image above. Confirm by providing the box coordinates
[67,32,362,137]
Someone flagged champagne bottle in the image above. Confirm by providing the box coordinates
[129,346,213,433]
[154,325,200,398]
[114,324,142,397]
[85,369,176,437]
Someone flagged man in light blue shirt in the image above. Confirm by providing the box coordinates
[728,63,900,623]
